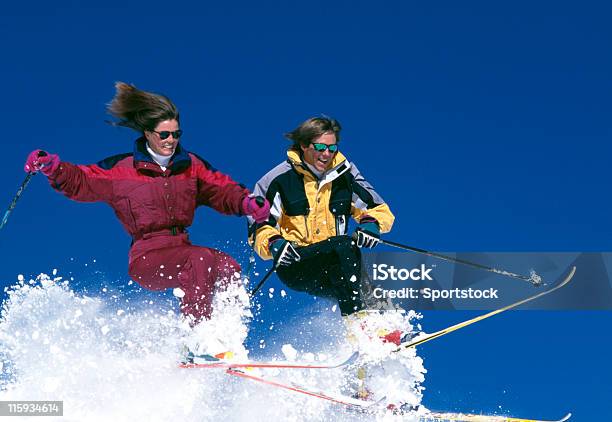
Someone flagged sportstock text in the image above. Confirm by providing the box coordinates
[370,264,499,302]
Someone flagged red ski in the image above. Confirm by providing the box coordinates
[179,351,359,370]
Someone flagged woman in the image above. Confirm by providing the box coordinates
[24,82,270,324]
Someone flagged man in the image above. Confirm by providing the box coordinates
[248,116,397,332]
[248,116,425,408]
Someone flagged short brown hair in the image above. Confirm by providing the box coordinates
[285,116,341,150]
[106,81,179,132]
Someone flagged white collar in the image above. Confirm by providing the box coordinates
[304,162,324,179]
[303,160,352,191]
[146,143,171,169]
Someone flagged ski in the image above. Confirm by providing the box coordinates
[183,266,576,417]
[225,367,382,408]
[179,351,359,370]
[225,367,571,422]
[395,266,576,352]
[421,410,572,422]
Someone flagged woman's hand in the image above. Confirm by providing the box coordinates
[242,195,270,223]
[24,150,60,176]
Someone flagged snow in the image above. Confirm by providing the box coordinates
[281,344,298,361]
[0,272,427,421]
[529,269,543,285]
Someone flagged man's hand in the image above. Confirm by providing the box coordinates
[353,221,380,249]
[270,238,301,267]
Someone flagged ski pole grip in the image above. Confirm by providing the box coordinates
[255,196,265,207]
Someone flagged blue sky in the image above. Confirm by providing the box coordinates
[1,1,611,419]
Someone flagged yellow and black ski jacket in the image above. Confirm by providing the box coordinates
[249,149,394,260]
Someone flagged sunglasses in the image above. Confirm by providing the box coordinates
[152,129,183,140]
[311,143,338,153]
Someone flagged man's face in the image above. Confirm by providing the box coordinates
[301,132,337,172]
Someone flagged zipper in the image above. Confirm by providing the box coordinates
[303,215,310,238]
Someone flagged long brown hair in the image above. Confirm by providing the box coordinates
[285,116,342,151]
[106,82,179,132]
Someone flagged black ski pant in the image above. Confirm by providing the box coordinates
[276,235,364,316]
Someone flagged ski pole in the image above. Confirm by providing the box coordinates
[380,239,543,286]
[249,266,275,297]
[0,173,36,230]
[0,151,48,230]
[246,196,278,297]
[244,197,267,280]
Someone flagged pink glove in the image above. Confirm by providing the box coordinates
[242,195,270,224]
[24,150,60,176]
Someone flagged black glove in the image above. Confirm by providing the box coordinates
[270,238,301,267]
[353,222,381,248]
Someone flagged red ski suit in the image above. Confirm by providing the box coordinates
[47,138,250,322]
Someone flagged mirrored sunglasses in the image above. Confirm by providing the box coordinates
[312,143,338,153]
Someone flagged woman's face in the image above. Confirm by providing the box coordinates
[145,119,181,156]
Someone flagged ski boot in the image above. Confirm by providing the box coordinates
[378,328,411,346]
[180,343,235,364]
[343,310,417,406]
[344,310,412,348]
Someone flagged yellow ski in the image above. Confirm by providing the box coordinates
[421,411,572,421]
[396,266,576,352]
